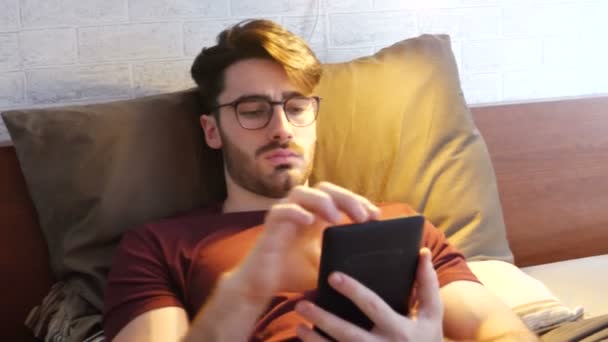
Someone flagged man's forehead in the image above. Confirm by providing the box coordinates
[220,58,299,99]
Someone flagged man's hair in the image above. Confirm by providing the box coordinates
[190,19,322,114]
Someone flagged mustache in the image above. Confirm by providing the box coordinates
[255,141,305,157]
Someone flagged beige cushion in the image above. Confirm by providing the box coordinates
[312,34,512,262]
[469,260,584,333]
[1,34,511,339]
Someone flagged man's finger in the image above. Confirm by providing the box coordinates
[287,186,342,223]
[315,182,381,223]
[295,300,369,341]
[231,204,314,303]
[261,203,315,249]
[326,272,406,332]
[264,202,316,232]
[414,248,443,320]
[296,324,331,342]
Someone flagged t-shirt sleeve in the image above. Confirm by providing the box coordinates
[102,226,184,341]
[422,219,480,287]
[376,202,479,287]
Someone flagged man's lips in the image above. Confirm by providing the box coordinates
[264,149,301,165]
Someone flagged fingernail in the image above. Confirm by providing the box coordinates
[371,204,381,218]
[295,301,312,314]
[329,272,344,285]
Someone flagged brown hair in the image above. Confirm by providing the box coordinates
[190,19,322,114]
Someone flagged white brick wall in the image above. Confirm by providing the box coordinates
[27,65,131,104]
[20,28,78,67]
[128,0,228,20]
[0,33,21,70]
[0,72,26,107]
[0,0,20,32]
[132,59,192,96]
[20,0,127,28]
[1,0,608,141]
[329,11,417,47]
[78,23,183,62]
[183,19,244,56]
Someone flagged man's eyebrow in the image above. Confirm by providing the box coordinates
[232,91,305,102]
[282,91,304,98]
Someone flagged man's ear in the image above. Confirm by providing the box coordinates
[200,114,223,149]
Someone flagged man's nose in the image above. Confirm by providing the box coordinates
[266,105,293,142]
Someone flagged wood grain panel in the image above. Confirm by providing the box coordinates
[472,97,608,266]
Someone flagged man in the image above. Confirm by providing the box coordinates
[103,19,537,341]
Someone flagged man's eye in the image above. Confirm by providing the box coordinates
[286,107,306,115]
[240,110,266,117]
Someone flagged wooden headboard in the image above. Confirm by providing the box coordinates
[471,96,608,267]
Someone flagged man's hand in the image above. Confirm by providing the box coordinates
[186,182,380,341]
[227,182,381,304]
[293,248,444,342]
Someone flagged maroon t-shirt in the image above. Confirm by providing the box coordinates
[103,203,478,341]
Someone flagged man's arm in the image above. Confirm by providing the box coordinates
[103,224,190,342]
[112,307,189,342]
[441,280,538,341]
[110,273,269,342]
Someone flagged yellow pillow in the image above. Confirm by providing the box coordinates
[312,34,512,262]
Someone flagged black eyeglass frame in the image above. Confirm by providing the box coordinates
[212,95,322,130]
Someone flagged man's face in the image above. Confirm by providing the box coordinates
[201,58,317,198]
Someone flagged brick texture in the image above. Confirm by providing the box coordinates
[0,0,20,32]
[20,28,77,67]
[329,11,417,47]
[21,0,127,28]
[0,34,20,71]
[26,65,131,104]
[0,72,26,107]
[183,19,239,57]
[132,60,195,96]
[79,23,182,62]
[129,0,228,20]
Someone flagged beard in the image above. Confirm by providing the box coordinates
[219,130,314,199]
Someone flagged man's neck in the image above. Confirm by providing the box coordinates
[221,171,309,214]
[221,171,280,213]
[222,188,278,213]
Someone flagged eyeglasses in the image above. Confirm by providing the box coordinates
[213,95,321,130]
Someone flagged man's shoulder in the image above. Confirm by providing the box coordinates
[377,202,419,218]
[124,203,267,242]
[376,202,443,238]
[123,204,225,240]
